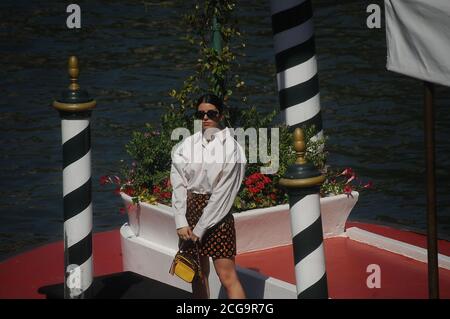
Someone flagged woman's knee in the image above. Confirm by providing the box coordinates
[214,260,238,287]
[218,270,236,287]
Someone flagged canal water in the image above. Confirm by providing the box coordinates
[1,0,449,261]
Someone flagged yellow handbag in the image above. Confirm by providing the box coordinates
[169,241,202,283]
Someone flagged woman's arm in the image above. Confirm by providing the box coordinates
[170,144,189,230]
[192,143,246,240]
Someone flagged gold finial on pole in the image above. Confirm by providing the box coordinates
[68,56,80,91]
[278,127,325,188]
[294,127,307,165]
[53,56,96,113]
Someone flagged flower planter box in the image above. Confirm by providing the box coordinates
[121,191,359,254]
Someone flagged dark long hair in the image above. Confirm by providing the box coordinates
[196,93,224,114]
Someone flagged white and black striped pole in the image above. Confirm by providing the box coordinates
[270,0,323,140]
[279,128,328,298]
[53,56,96,299]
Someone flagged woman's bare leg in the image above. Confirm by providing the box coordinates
[213,257,246,299]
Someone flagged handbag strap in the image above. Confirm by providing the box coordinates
[179,240,203,278]
[195,241,202,278]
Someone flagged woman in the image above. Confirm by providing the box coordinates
[170,93,246,299]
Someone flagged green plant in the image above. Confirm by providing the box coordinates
[101,0,372,212]
[104,0,277,202]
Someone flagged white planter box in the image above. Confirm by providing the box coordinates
[121,191,359,254]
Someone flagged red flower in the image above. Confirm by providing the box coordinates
[248,173,262,183]
[346,175,356,184]
[270,193,276,200]
[262,175,272,184]
[100,175,109,185]
[114,187,121,195]
[120,187,134,196]
[119,207,126,214]
[344,185,353,194]
[363,181,373,189]
[153,185,161,194]
[256,182,265,190]
[341,168,355,177]
[112,176,121,184]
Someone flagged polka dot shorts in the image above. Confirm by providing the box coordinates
[180,192,236,260]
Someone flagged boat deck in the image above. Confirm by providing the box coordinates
[0,222,449,299]
[237,222,450,298]
[0,229,123,299]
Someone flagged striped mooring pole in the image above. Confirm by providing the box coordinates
[279,128,328,299]
[270,0,323,139]
[53,56,96,299]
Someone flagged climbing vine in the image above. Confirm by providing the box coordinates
[166,0,276,130]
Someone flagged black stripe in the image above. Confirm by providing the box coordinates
[286,186,321,202]
[60,110,92,119]
[64,178,91,221]
[67,232,92,267]
[80,282,94,299]
[271,0,313,35]
[288,110,323,133]
[298,273,328,299]
[275,36,316,73]
[63,124,90,169]
[279,74,319,109]
[292,216,324,265]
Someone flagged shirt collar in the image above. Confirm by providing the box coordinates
[194,127,231,144]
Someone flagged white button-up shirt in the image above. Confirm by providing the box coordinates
[170,127,247,240]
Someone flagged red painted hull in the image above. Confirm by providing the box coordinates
[1,223,449,299]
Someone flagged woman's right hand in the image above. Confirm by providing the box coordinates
[177,226,193,241]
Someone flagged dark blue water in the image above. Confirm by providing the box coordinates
[1,0,449,261]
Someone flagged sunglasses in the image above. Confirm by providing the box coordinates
[194,110,220,120]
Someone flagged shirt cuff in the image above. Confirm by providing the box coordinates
[175,214,189,229]
[192,224,207,240]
